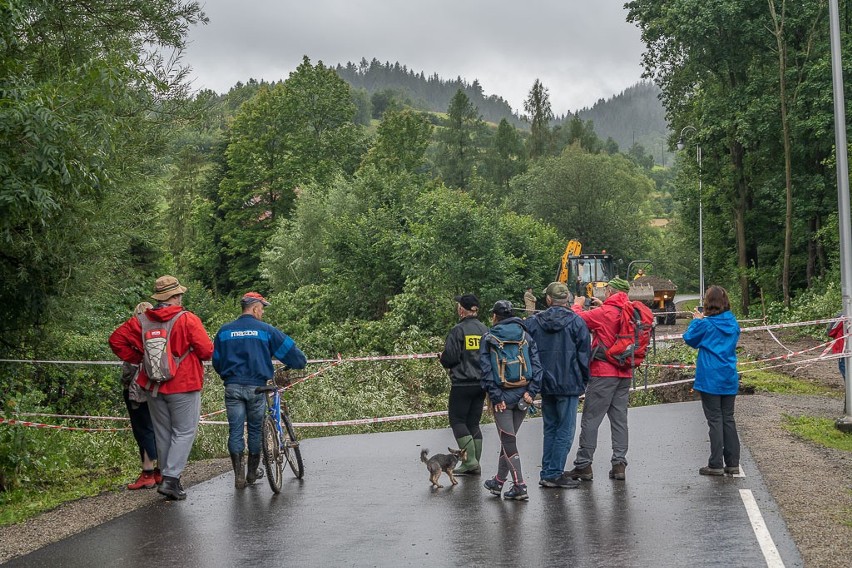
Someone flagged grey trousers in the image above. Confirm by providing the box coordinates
[573,376,631,468]
[493,406,527,486]
[147,390,201,479]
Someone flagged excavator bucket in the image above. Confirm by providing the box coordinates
[629,282,655,303]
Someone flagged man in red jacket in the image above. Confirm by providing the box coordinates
[109,275,214,500]
[566,277,633,482]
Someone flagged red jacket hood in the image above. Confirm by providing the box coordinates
[143,305,185,322]
[603,291,632,310]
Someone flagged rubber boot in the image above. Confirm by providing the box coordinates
[230,452,246,489]
[474,437,483,462]
[246,453,264,484]
[453,436,480,475]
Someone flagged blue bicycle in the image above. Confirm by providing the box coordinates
[255,374,304,493]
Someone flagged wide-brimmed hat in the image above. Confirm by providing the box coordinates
[454,294,480,310]
[241,292,271,307]
[607,277,631,293]
[491,300,514,318]
[543,281,570,300]
[151,275,187,301]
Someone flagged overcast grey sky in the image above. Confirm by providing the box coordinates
[183,0,646,116]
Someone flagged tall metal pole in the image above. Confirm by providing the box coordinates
[698,145,704,305]
[829,0,852,430]
[678,125,703,305]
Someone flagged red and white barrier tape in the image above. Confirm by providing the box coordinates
[0,417,131,432]
[647,336,845,370]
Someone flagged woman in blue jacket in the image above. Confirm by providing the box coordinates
[683,286,741,476]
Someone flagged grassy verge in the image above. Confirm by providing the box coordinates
[0,467,126,526]
[740,369,837,395]
[782,414,852,453]
[782,414,852,528]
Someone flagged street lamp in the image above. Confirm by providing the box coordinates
[677,126,704,306]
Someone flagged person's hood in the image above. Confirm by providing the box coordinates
[489,317,527,341]
[536,306,574,332]
[144,304,185,322]
[704,310,740,336]
[603,291,632,310]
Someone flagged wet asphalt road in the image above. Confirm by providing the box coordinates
[3,401,801,568]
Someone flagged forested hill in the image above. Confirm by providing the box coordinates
[335,59,669,163]
[573,82,670,166]
[335,58,524,127]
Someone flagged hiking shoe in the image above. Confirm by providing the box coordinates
[503,484,529,501]
[699,466,725,476]
[566,465,593,481]
[724,466,740,475]
[484,477,504,496]
[555,474,580,488]
[609,463,626,480]
[453,466,481,476]
[153,467,163,485]
[127,470,156,490]
[539,477,560,488]
[157,476,187,500]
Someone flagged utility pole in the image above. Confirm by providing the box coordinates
[829,0,852,431]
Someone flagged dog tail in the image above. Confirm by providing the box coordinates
[420,449,429,463]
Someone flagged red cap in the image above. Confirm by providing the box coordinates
[241,292,270,307]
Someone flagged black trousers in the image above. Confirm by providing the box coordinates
[123,390,157,462]
[448,384,485,440]
[699,391,740,469]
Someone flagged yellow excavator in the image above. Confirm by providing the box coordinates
[554,239,616,303]
[555,240,677,324]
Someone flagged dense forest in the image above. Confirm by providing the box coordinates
[334,59,671,165]
[1,0,850,494]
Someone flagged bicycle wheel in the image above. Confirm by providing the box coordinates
[262,415,283,493]
[281,413,304,479]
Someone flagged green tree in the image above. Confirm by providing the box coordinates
[0,0,207,352]
[626,0,840,312]
[217,57,366,290]
[508,145,655,261]
[435,90,484,189]
[524,79,554,159]
[361,109,433,174]
[482,119,526,195]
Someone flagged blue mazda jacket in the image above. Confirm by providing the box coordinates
[682,310,740,395]
[213,314,307,386]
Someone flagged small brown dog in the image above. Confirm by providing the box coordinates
[420,447,467,488]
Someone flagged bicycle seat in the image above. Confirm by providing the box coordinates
[255,385,279,394]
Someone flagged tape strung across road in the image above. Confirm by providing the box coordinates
[1,317,846,432]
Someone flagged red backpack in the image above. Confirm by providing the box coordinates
[138,311,189,396]
[594,301,654,370]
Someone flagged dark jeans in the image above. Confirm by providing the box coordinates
[699,391,740,469]
[225,384,266,455]
[540,394,579,480]
[448,384,485,441]
[123,389,157,463]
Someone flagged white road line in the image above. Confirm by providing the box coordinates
[733,465,746,478]
[740,489,785,567]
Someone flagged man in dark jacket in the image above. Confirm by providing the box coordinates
[526,282,590,488]
[213,292,307,490]
[439,294,489,475]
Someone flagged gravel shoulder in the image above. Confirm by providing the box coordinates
[1,327,851,565]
